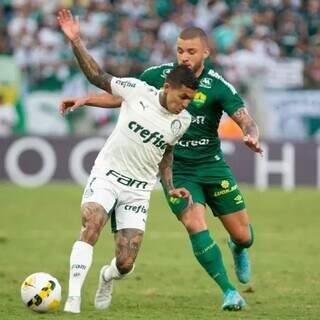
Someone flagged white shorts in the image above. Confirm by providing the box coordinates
[81,168,151,232]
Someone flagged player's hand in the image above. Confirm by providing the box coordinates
[169,187,190,198]
[169,188,193,206]
[57,9,80,42]
[59,97,86,116]
[243,134,263,155]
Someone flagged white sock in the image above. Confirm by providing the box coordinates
[68,240,93,297]
[103,257,135,281]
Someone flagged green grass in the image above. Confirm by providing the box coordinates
[1,183,320,319]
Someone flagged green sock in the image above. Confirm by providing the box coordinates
[189,230,235,294]
[232,224,254,253]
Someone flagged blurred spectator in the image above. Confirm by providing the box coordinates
[194,0,228,32]
[0,94,17,136]
[0,0,319,136]
[305,47,320,88]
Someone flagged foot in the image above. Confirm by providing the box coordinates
[228,240,251,284]
[221,290,246,311]
[94,265,113,309]
[64,296,81,313]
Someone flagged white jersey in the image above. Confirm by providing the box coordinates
[93,77,191,191]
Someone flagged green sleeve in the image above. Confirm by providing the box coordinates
[139,68,158,87]
[139,64,174,89]
[217,79,244,116]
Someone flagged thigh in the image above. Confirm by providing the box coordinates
[161,177,206,216]
[203,176,246,216]
[111,189,151,233]
[114,228,144,263]
[81,173,118,215]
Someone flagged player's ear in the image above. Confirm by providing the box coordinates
[163,82,170,94]
[203,47,210,59]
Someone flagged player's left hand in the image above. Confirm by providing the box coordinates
[169,188,191,199]
[243,134,263,155]
[169,188,193,206]
[57,9,80,42]
[59,97,86,116]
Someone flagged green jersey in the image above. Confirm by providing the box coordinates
[140,62,244,183]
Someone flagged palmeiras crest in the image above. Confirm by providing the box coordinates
[171,119,182,136]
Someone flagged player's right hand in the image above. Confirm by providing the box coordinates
[59,97,86,116]
[57,9,80,42]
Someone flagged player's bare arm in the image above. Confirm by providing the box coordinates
[231,107,263,154]
[57,9,113,92]
[59,93,122,116]
[159,144,174,191]
[115,229,144,273]
[159,145,191,199]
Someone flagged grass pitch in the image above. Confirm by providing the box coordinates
[1,183,320,320]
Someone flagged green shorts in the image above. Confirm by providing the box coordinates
[161,175,246,217]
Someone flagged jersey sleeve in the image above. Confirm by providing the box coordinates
[139,68,158,87]
[110,77,140,101]
[216,78,245,116]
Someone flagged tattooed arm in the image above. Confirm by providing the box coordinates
[231,107,263,154]
[159,145,191,199]
[159,145,175,192]
[57,9,113,92]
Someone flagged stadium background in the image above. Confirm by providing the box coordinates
[1,0,320,187]
[1,1,320,319]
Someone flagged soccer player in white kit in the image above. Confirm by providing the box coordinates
[57,9,199,314]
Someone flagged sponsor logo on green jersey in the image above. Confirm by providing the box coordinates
[178,138,209,148]
[191,116,205,124]
[221,180,230,189]
[213,184,238,197]
[192,91,207,108]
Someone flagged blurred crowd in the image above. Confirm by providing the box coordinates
[0,0,319,136]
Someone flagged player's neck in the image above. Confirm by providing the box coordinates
[194,64,205,78]
[159,91,168,110]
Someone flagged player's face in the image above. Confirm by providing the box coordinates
[176,37,209,75]
[163,83,196,114]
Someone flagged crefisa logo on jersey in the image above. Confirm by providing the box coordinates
[161,69,172,78]
[171,119,182,135]
[115,79,136,88]
[199,77,213,89]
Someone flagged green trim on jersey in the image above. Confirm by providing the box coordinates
[140,63,244,183]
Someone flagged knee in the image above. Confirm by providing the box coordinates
[232,225,254,248]
[178,209,207,234]
[116,257,135,275]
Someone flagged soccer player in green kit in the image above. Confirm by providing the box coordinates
[60,24,262,311]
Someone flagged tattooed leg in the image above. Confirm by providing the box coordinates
[114,228,144,274]
[80,202,108,246]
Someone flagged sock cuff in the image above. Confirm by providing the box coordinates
[189,229,210,241]
[189,230,216,255]
[73,240,93,253]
